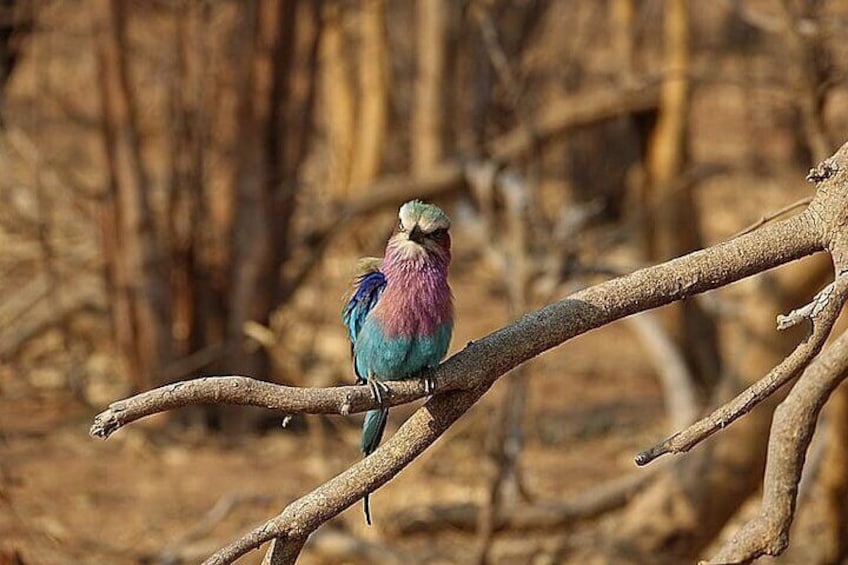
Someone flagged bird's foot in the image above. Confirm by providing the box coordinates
[367,377,390,405]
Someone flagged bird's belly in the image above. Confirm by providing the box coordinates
[354,321,452,381]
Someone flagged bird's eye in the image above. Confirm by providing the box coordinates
[430,228,447,238]
[398,220,406,232]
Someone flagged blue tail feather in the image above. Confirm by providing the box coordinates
[363,493,373,526]
[361,408,388,526]
[361,408,388,455]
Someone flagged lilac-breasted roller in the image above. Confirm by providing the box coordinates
[342,200,453,525]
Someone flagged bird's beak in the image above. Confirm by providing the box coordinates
[409,225,425,244]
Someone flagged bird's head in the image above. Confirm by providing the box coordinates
[387,200,451,263]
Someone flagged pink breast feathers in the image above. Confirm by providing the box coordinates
[372,268,453,338]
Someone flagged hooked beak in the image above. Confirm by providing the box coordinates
[409,224,425,244]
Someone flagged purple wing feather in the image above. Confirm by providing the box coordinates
[343,268,386,382]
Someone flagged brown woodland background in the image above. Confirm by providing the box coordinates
[2,0,848,563]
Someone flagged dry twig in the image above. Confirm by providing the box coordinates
[731,197,813,239]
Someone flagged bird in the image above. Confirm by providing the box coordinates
[342,200,454,525]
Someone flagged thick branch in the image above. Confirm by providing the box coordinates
[705,327,848,564]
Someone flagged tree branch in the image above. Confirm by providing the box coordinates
[385,466,659,535]
[90,376,435,439]
[635,272,848,466]
[704,326,848,564]
[627,311,701,430]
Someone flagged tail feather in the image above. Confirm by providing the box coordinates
[361,408,389,526]
[361,408,389,456]
[363,493,373,526]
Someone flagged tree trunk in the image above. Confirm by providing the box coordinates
[349,0,388,187]
[93,0,172,389]
[645,0,721,396]
[412,0,446,174]
[320,3,355,196]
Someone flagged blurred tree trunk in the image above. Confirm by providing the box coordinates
[93,0,172,390]
[412,0,446,174]
[349,0,387,187]
[780,0,831,167]
[265,0,299,300]
[167,0,208,364]
[320,3,355,195]
[161,2,233,432]
[645,0,721,396]
[222,0,300,432]
[610,0,635,82]
[0,0,29,124]
[223,0,269,432]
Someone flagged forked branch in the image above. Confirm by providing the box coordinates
[635,274,848,466]
[704,327,848,563]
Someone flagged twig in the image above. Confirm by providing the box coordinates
[490,82,659,161]
[777,277,838,329]
[731,197,813,239]
[303,527,410,565]
[635,273,848,466]
[704,326,848,564]
[471,1,538,158]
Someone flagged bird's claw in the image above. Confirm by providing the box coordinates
[367,378,390,405]
[422,374,436,396]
